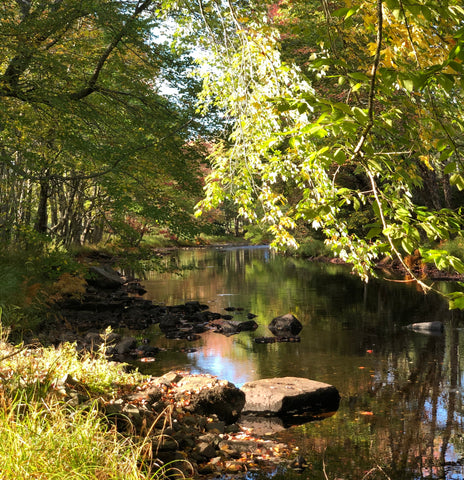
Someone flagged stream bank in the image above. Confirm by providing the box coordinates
[18,262,337,478]
[16,245,464,480]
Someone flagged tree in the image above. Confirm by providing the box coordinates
[0,0,205,248]
[192,0,464,307]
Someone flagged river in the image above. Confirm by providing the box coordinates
[126,245,464,479]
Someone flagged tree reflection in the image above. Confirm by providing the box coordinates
[137,247,464,479]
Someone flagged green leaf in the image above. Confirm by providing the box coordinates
[367,159,384,172]
[333,102,352,115]
[447,60,464,73]
[352,107,368,124]
[395,207,410,219]
[438,73,455,93]
[450,174,464,191]
[349,72,370,82]
[366,227,382,239]
[436,138,450,151]
[344,7,360,19]
[448,256,464,274]
[401,77,414,92]
[446,291,464,310]
[333,148,346,165]
[332,6,360,19]
[332,7,350,17]
[401,236,416,254]
[443,162,456,175]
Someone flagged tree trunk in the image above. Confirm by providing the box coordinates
[34,178,49,234]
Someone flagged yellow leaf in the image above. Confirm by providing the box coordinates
[419,155,433,170]
[382,47,397,68]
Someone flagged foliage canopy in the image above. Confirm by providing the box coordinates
[2,0,464,306]
[191,0,464,306]
[0,0,205,248]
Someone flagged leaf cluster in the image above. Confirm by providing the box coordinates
[191,0,464,304]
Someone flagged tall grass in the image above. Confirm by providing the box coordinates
[0,397,154,480]
[0,332,189,480]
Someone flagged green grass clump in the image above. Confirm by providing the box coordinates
[0,398,151,480]
[0,330,188,480]
[297,237,331,258]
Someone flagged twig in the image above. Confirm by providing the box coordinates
[361,465,392,479]
[322,449,329,480]
[351,0,383,159]
[367,170,431,293]
[0,345,28,364]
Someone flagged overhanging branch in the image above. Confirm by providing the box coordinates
[351,0,383,159]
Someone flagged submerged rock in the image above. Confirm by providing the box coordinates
[212,319,258,336]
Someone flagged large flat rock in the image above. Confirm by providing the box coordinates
[241,377,340,416]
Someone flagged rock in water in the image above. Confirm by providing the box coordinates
[241,377,340,416]
[173,375,245,423]
[268,313,303,337]
[407,321,444,333]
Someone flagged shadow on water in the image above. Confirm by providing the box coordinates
[125,246,464,479]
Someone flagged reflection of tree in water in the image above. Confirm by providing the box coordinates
[371,318,463,479]
[138,247,464,478]
[273,328,463,480]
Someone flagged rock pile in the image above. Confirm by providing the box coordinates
[42,265,262,355]
[54,369,340,477]
[59,371,301,476]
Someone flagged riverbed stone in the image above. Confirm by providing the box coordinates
[268,314,303,337]
[114,336,137,355]
[241,377,340,416]
[407,321,444,333]
[195,441,217,459]
[173,374,245,423]
[237,319,259,332]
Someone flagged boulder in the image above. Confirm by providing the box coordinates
[241,377,340,416]
[268,314,302,337]
[173,374,245,423]
[88,265,124,289]
[407,321,444,333]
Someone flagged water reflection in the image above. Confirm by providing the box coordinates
[133,246,464,479]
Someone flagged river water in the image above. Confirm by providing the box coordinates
[129,245,464,479]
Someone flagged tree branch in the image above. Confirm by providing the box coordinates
[367,170,431,293]
[69,0,154,100]
[351,0,383,159]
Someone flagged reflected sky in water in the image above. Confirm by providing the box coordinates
[134,246,464,479]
